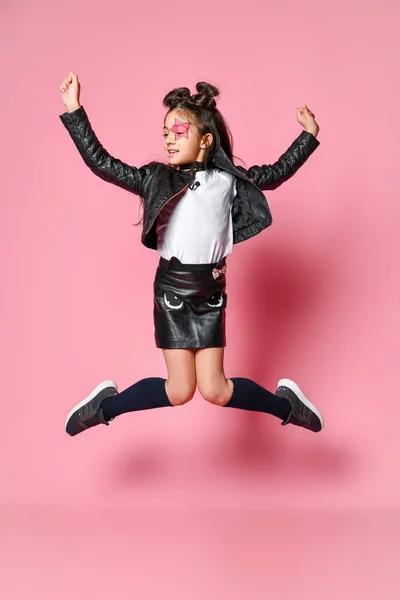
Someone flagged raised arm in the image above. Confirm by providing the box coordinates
[58,72,155,196]
[238,130,320,191]
[237,104,320,191]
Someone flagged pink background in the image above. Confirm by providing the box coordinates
[1,0,399,597]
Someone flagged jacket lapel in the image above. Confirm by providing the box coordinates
[211,146,251,183]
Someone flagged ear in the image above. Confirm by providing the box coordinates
[200,132,213,149]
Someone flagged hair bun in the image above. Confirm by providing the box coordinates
[163,82,219,111]
[163,86,191,109]
[189,82,219,110]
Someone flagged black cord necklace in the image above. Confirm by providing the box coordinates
[176,160,206,172]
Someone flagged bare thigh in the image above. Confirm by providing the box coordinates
[162,348,197,406]
[194,347,234,406]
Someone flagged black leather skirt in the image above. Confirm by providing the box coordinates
[153,255,228,349]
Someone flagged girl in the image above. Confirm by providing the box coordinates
[59,71,324,437]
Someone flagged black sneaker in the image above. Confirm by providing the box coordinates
[275,378,324,433]
[65,380,118,436]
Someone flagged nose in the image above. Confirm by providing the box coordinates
[165,130,177,143]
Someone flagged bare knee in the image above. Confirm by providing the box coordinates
[165,379,196,406]
[198,379,233,407]
[194,348,232,407]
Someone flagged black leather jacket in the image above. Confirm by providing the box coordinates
[59,106,320,250]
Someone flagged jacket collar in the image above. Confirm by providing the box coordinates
[210,145,252,183]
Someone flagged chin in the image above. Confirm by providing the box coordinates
[168,156,183,165]
[167,152,193,166]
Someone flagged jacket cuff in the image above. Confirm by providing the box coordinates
[59,105,86,125]
[299,129,320,151]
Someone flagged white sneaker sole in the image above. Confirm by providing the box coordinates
[64,380,118,432]
[277,378,324,430]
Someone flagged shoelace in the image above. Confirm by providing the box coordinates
[83,414,104,427]
[277,386,310,426]
[78,403,106,427]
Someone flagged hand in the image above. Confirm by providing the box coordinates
[59,71,81,111]
[296,104,319,137]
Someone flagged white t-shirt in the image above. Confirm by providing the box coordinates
[156,168,237,264]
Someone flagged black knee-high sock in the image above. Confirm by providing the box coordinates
[223,377,291,422]
[101,377,173,421]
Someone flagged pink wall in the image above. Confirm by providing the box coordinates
[1,0,399,596]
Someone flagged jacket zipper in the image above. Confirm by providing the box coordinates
[144,178,194,236]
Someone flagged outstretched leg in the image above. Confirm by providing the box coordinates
[65,349,197,436]
[194,347,324,433]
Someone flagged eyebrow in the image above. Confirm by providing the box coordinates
[163,121,189,130]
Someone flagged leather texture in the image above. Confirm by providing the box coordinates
[59,106,320,250]
[153,257,227,349]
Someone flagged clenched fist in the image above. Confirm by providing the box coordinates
[59,71,81,112]
[296,104,319,137]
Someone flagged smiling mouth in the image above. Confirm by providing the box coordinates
[168,150,179,155]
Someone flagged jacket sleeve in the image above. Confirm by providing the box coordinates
[59,105,155,196]
[241,130,320,191]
